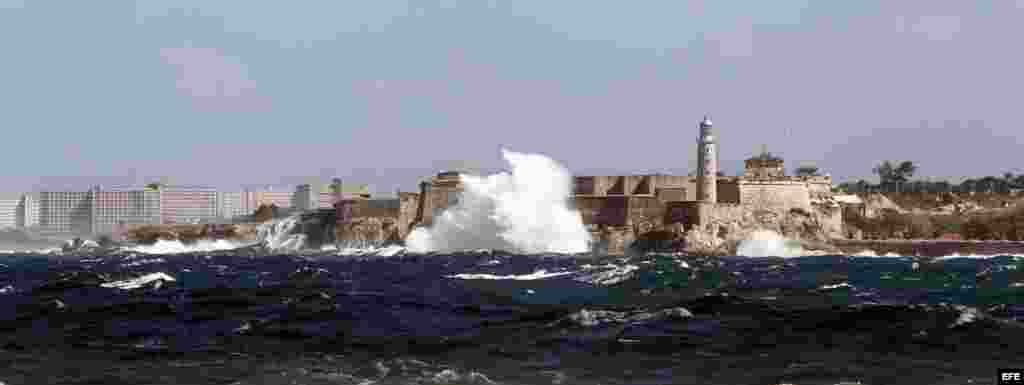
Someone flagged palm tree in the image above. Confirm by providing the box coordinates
[893,161,917,193]
[873,161,895,192]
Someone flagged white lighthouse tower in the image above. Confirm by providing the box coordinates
[696,115,717,203]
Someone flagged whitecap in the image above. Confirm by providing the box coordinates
[446,269,572,281]
[100,272,176,290]
[575,264,639,286]
[936,253,1024,260]
[820,282,853,290]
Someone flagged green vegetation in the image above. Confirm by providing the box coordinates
[840,162,1023,194]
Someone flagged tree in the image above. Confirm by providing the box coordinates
[895,161,917,181]
[873,161,896,192]
[856,179,870,193]
[795,165,820,177]
[891,161,917,192]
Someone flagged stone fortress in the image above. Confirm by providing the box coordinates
[334,116,853,254]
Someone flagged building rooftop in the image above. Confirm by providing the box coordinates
[747,152,783,162]
[0,192,23,200]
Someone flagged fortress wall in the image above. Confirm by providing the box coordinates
[626,196,666,231]
[573,177,595,195]
[598,176,620,195]
[656,187,686,202]
[624,176,642,195]
[701,203,747,233]
[665,201,699,229]
[806,178,834,197]
[397,192,420,237]
[649,175,691,190]
[571,196,629,226]
[739,181,812,211]
[684,179,699,201]
[717,180,741,204]
[575,176,620,196]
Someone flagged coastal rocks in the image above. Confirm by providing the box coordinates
[336,217,401,245]
[861,193,905,217]
[125,223,259,245]
[680,207,839,256]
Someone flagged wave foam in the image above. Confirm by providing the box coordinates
[337,244,407,257]
[936,253,1024,260]
[256,215,306,251]
[405,149,591,254]
[445,269,572,281]
[124,239,248,254]
[851,250,904,258]
[101,272,176,290]
[736,230,805,258]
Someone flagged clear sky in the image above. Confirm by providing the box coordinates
[2,0,1021,194]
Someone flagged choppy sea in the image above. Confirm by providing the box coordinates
[1,250,1023,385]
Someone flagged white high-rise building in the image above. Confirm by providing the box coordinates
[38,191,93,236]
[0,193,20,230]
[217,191,249,220]
[17,193,38,229]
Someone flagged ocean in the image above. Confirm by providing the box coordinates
[1,249,1022,385]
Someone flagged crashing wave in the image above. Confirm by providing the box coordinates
[256,215,306,252]
[405,149,591,254]
[736,230,805,258]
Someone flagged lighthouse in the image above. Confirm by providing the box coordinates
[696,115,717,203]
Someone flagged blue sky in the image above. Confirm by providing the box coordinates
[2,0,1022,193]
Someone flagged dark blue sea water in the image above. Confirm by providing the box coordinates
[1,251,1023,384]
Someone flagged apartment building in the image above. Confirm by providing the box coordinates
[294,179,370,211]
[17,194,37,229]
[0,193,20,230]
[244,188,294,211]
[91,188,161,235]
[38,191,93,235]
[158,185,218,224]
[217,191,248,220]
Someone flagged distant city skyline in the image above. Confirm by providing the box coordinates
[2,1,1021,193]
